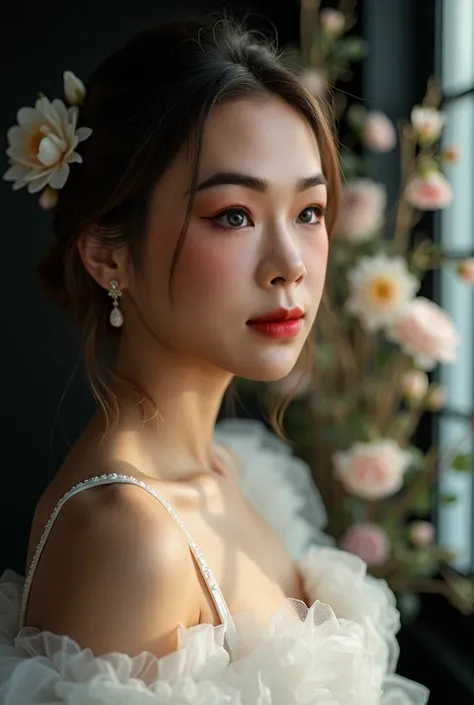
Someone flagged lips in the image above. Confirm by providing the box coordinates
[247,306,304,324]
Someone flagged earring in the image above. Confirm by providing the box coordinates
[108,279,123,327]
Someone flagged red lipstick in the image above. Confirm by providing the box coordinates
[246,307,304,339]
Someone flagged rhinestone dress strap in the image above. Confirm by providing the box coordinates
[20,472,239,660]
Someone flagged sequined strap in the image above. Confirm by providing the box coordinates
[20,472,239,660]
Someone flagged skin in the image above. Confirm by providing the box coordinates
[24,95,330,658]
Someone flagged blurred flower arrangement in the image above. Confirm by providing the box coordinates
[261,0,474,616]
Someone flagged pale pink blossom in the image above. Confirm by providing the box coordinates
[333,439,412,500]
[38,186,59,210]
[320,8,346,37]
[300,67,327,96]
[337,179,386,243]
[411,106,445,144]
[426,383,447,411]
[457,258,474,285]
[401,369,429,401]
[362,111,397,152]
[341,523,390,566]
[271,369,312,399]
[409,521,435,547]
[387,297,459,370]
[404,171,452,210]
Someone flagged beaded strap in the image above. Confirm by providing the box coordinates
[20,472,239,659]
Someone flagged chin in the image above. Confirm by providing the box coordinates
[233,349,302,383]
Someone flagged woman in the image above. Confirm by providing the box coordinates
[0,17,429,704]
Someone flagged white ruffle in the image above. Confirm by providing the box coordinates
[0,569,385,705]
[214,419,334,559]
[0,419,430,704]
[0,550,429,704]
[299,546,401,687]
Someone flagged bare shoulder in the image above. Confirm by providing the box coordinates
[27,476,198,657]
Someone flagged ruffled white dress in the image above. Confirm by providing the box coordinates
[0,419,429,704]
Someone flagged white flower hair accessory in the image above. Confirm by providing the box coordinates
[3,71,92,209]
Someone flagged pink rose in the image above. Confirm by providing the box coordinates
[387,297,459,371]
[457,258,474,285]
[362,111,397,152]
[300,67,327,96]
[337,179,386,243]
[341,523,390,566]
[409,521,435,547]
[333,439,412,500]
[320,8,346,37]
[404,171,452,210]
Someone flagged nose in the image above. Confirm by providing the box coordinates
[256,228,307,290]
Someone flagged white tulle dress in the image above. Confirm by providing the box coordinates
[0,419,430,704]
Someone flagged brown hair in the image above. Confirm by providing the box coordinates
[37,16,341,435]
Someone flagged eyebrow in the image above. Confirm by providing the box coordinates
[193,171,327,193]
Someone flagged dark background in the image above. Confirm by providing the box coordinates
[1,0,472,702]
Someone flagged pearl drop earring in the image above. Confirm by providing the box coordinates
[108,279,123,327]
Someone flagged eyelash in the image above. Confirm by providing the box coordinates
[202,205,326,230]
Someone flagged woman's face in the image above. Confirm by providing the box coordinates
[127,96,329,381]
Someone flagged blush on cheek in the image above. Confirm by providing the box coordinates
[304,234,329,274]
[178,237,242,300]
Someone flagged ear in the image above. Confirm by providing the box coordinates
[77,231,129,292]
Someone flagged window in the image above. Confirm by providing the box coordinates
[436,0,474,576]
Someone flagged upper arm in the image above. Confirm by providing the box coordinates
[31,483,196,658]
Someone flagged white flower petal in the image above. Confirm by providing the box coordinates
[36,97,62,133]
[22,167,51,182]
[67,105,79,131]
[12,179,28,191]
[51,98,69,124]
[37,136,63,166]
[6,147,37,167]
[6,125,27,148]
[47,132,68,152]
[2,164,30,181]
[49,162,70,189]
[67,151,83,164]
[17,107,40,129]
[76,126,92,141]
[27,172,53,193]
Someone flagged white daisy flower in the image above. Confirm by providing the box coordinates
[3,94,92,195]
[346,254,420,332]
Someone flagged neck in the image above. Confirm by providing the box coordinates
[112,334,233,472]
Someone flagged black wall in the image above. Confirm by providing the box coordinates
[0,0,300,576]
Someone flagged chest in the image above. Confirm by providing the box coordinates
[179,485,305,626]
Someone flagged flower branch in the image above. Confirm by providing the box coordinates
[266,0,474,614]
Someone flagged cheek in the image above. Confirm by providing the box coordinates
[303,232,329,279]
[176,236,243,300]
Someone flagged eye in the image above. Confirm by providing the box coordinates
[297,205,326,224]
[211,208,253,229]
